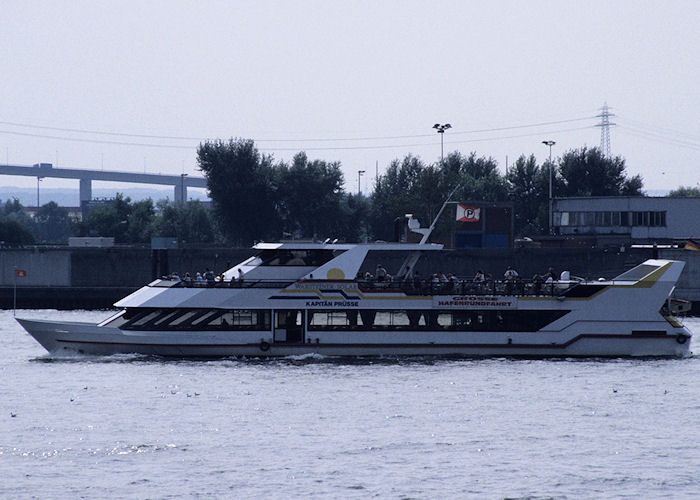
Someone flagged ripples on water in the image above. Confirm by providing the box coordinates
[1,310,699,499]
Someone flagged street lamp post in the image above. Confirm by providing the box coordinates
[542,140,556,235]
[433,123,452,165]
[37,176,43,208]
[358,170,365,195]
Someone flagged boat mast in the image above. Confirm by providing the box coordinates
[397,184,461,279]
[419,184,461,244]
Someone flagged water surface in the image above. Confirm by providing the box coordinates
[2,310,698,499]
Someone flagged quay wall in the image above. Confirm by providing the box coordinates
[1,246,698,309]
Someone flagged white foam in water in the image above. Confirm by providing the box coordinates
[285,352,327,361]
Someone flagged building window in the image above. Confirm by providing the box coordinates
[631,211,666,227]
[612,212,621,226]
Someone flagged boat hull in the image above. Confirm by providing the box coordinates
[17,318,692,358]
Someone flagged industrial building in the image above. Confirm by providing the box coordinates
[553,196,700,245]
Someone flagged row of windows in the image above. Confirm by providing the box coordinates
[308,309,568,332]
[121,308,569,332]
[554,211,666,227]
[256,249,344,267]
[122,308,271,331]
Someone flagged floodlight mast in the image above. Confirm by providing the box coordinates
[433,123,452,165]
[542,140,556,235]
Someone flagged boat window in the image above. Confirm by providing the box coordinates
[372,311,411,327]
[169,311,204,326]
[121,309,271,331]
[256,249,344,267]
[153,310,184,325]
[130,310,163,326]
[98,309,127,327]
[191,310,221,325]
[614,264,660,282]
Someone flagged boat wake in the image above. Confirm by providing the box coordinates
[31,351,152,364]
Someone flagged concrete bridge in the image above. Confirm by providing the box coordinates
[0,163,208,204]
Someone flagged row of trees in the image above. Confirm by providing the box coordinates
[2,137,696,246]
[0,196,217,246]
[198,139,369,245]
[199,139,646,245]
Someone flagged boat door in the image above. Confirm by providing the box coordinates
[274,310,304,344]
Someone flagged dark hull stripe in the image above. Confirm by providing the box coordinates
[54,333,682,350]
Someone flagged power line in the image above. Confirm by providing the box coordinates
[258,126,594,152]
[617,126,700,151]
[0,116,595,143]
[617,117,700,143]
[0,120,204,141]
[0,124,595,152]
[0,129,197,149]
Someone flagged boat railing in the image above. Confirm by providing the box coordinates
[153,277,582,296]
[153,279,297,289]
[357,278,581,297]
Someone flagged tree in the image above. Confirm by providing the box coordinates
[276,152,346,239]
[668,186,700,197]
[334,193,371,242]
[506,155,548,236]
[0,218,34,245]
[125,199,155,244]
[0,198,36,245]
[446,152,509,203]
[153,200,216,244]
[198,138,278,245]
[34,201,72,243]
[78,193,132,242]
[369,155,435,241]
[558,147,643,197]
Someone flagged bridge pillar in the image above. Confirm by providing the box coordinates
[174,184,187,203]
[79,178,92,203]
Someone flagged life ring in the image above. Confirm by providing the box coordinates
[259,341,271,351]
[676,334,689,345]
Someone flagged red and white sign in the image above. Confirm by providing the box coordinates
[15,269,27,277]
[456,204,480,222]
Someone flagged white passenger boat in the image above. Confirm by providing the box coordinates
[17,237,693,358]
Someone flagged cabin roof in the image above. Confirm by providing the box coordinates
[253,242,444,251]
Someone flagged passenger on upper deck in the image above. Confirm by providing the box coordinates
[376,264,388,282]
[532,272,543,295]
[287,251,306,265]
[504,266,519,295]
[204,268,215,285]
[412,271,422,288]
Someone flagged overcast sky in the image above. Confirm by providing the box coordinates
[2,1,698,196]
